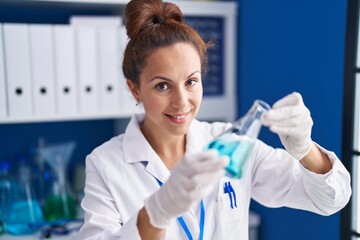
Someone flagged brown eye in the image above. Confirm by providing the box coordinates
[156,82,169,91]
[186,79,197,86]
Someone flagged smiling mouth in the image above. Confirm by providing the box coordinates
[165,111,191,123]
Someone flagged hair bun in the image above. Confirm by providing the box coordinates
[124,0,183,39]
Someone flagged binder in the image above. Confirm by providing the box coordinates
[97,24,123,113]
[29,24,56,116]
[0,24,7,118]
[54,25,78,115]
[71,16,124,114]
[70,16,120,26]
[119,25,140,115]
[75,24,99,114]
[3,23,33,117]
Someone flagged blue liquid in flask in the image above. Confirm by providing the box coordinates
[205,100,270,178]
[206,137,255,179]
[4,199,43,234]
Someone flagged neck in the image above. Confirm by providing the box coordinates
[141,121,186,170]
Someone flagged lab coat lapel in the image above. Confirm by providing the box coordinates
[122,113,170,183]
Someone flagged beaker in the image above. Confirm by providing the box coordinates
[205,100,271,179]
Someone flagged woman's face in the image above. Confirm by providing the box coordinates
[128,42,203,137]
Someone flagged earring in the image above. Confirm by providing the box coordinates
[136,101,141,106]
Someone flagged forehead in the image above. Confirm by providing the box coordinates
[142,42,201,75]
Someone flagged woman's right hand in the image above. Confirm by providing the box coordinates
[144,150,228,229]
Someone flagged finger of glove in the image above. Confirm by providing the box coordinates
[263,104,304,120]
[167,182,208,211]
[157,175,198,216]
[272,92,303,109]
[184,154,228,177]
[265,112,312,129]
[167,161,224,195]
[153,185,193,220]
[187,168,226,191]
[180,156,230,191]
[166,170,192,191]
[269,122,312,138]
[180,169,225,204]
[181,149,219,167]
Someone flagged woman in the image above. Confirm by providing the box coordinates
[79,0,351,239]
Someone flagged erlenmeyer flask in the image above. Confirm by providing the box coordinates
[205,100,271,179]
[4,157,44,235]
[38,142,77,222]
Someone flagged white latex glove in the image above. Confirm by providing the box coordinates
[262,92,314,160]
[144,150,228,229]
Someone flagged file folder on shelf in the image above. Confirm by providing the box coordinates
[3,23,33,117]
[71,16,125,114]
[97,23,123,113]
[70,16,120,26]
[29,24,57,116]
[119,25,140,115]
[75,24,99,114]
[54,25,78,115]
[0,24,7,118]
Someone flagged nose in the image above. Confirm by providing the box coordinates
[171,87,188,109]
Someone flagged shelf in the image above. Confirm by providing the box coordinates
[0,234,78,240]
[0,0,238,124]
[0,111,140,124]
[4,0,237,16]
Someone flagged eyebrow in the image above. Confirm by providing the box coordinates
[148,70,201,83]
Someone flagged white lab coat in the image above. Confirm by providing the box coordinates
[79,113,351,240]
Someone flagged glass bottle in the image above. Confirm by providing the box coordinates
[4,156,44,235]
[0,161,13,235]
[205,100,271,179]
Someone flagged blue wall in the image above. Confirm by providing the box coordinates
[237,0,348,239]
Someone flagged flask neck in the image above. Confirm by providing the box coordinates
[232,100,271,139]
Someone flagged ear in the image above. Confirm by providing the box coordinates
[126,80,141,102]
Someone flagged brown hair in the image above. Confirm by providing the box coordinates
[122,0,211,87]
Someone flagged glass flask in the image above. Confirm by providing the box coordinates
[205,100,271,179]
[4,157,44,235]
[38,142,77,222]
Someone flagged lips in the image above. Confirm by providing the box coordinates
[165,111,190,124]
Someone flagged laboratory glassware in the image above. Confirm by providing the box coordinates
[205,100,271,179]
[4,157,44,235]
[31,138,53,206]
[0,161,13,235]
[38,141,77,222]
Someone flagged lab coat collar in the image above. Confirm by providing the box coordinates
[122,113,170,183]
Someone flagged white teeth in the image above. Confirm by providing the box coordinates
[173,115,185,119]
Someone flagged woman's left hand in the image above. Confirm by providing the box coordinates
[262,92,314,160]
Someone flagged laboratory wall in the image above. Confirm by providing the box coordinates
[237,0,348,240]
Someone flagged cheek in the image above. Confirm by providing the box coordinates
[142,95,166,111]
[194,87,203,104]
